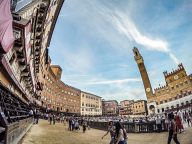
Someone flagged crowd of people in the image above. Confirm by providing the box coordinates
[28,107,192,144]
[101,109,192,144]
[155,109,192,133]
[29,108,40,124]
[40,113,90,133]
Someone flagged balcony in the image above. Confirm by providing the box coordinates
[35,47,40,53]
[18,58,25,63]
[37,18,43,25]
[18,60,25,66]
[26,80,32,86]
[34,57,39,61]
[35,61,40,65]
[23,76,31,81]
[35,67,39,71]
[20,71,29,77]
[21,66,29,73]
[39,4,46,13]
[14,41,22,47]
[35,33,42,39]
[35,52,40,57]
[35,41,40,47]
[16,50,24,57]
[14,46,23,53]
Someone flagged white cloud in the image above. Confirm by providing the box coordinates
[169,53,179,64]
[60,0,180,64]
[87,1,180,64]
[101,85,146,102]
[64,77,141,85]
[108,11,181,64]
[111,12,169,52]
[86,78,141,85]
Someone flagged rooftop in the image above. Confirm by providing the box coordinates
[81,91,102,98]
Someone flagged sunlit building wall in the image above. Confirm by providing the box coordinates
[80,91,102,116]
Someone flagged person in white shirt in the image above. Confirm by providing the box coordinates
[156,115,162,132]
[29,109,33,116]
[115,122,125,144]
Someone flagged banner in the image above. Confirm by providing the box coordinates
[25,22,32,63]
[0,0,15,53]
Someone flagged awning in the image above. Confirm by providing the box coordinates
[0,0,15,54]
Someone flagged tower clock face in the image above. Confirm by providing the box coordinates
[174,75,179,80]
[146,88,150,92]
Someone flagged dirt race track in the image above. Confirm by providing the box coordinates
[21,120,192,144]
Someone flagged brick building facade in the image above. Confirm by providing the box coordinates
[102,100,118,116]
[119,100,147,116]
[40,65,81,114]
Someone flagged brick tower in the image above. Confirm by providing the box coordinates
[133,47,153,99]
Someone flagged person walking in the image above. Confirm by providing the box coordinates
[68,117,72,131]
[49,113,53,125]
[122,125,128,144]
[35,110,40,124]
[156,115,162,133]
[102,121,115,144]
[74,119,80,131]
[167,113,180,144]
[185,111,191,127]
[164,113,169,131]
[175,112,184,133]
[82,120,87,133]
[115,122,125,144]
[53,114,56,125]
[71,118,75,131]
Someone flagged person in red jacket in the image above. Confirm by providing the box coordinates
[175,112,184,133]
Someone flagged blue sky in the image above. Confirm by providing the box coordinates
[49,0,192,102]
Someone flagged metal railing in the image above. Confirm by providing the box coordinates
[89,121,167,133]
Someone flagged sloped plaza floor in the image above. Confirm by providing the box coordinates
[21,120,192,144]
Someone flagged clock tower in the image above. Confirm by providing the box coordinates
[133,47,153,99]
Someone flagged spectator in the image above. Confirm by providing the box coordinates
[167,113,180,144]
[101,121,115,144]
[82,120,87,133]
[175,112,184,133]
[156,116,162,133]
[115,122,125,144]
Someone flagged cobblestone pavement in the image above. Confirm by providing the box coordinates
[21,120,192,144]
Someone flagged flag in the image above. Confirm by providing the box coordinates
[0,0,15,53]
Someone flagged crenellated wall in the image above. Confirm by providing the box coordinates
[148,63,192,106]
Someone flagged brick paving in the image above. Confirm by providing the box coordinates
[21,120,192,144]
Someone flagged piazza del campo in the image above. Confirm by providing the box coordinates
[0,0,192,144]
